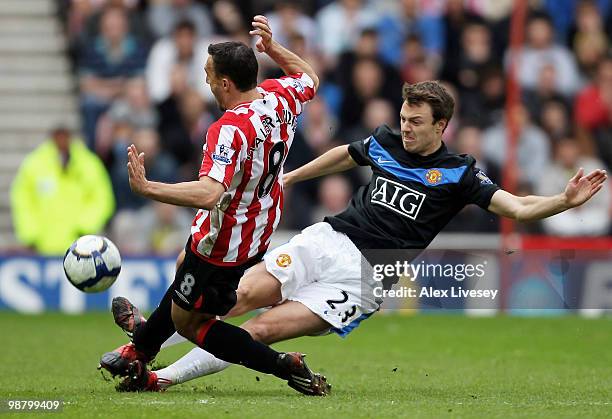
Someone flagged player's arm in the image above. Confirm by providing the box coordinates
[249,15,319,91]
[488,168,607,221]
[283,145,357,187]
[127,144,224,210]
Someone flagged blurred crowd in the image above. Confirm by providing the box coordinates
[12,0,612,255]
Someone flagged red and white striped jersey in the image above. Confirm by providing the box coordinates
[191,72,316,266]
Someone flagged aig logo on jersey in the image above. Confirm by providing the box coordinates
[371,177,426,220]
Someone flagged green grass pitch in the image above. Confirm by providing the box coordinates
[2,312,612,418]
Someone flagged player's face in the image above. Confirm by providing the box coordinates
[205,57,226,111]
[399,101,445,155]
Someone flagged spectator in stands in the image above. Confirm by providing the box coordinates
[569,0,609,80]
[342,97,395,143]
[575,56,612,170]
[95,77,158,163]
[445,21,497,123]
[175,89,215,175]
[445,125,500,232]
[78,6,148,147]
[522,63,572,126]
[334,28,402,109]
[575,56,612,133]
[512,13,581,96]
[266,1,317,50]
[60,0,611,242]
[473,65,506,127]
[312,175,352,223]
[147,0,213,40]
[442,0,483,77]
[377,0,444,67]
[339,57,385,130]
[454,125,501,182]
[315,0,379,65]
[111,201,193,255]
[209,0,248,37]
[536,137,610,236]
[438,81,461,145]
[299,96,338,155]
[110,128,178,210]
[69,0,150,46]
[538,98,573,142]
[146,19,209,104]
[398,35,438,91]
[10,127,114,255]
[452,21,496,89]
[482,103,551,185]
[155,67,214,178]
[282,128,319,231]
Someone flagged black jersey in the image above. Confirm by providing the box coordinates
[325,125,500,250]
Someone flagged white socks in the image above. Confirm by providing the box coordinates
[160,332,188,349]
[154,347,231,389]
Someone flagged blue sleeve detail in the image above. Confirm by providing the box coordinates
[368,136,467,186]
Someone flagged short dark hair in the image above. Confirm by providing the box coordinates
[174,19,196,34]
[207,41,258,91]
[402,81,455,127]
[527,11,553,27]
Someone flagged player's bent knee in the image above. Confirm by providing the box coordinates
[235,284,254,306]
[228,284,259,317]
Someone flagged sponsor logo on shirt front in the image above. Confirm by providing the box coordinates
[371,177,426,220]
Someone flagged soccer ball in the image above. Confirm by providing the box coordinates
[63,235,121,293]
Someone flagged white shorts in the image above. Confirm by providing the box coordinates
[264,222,379,336]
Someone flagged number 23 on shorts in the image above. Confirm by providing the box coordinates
[326,290,357,323]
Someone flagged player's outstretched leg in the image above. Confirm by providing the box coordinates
[170,301,330,396]
[122,301,331,392]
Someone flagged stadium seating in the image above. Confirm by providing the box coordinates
[0,0,78,248]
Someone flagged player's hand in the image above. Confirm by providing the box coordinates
[250,15,272,53]
[563,168,607,208]
[127,144,149,196]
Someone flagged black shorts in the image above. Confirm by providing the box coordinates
[171,241,263,316]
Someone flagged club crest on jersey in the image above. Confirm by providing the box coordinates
[276,253,292,268]
[476,170,493,184]
[425,169,443,185]
[212,143,235,165]
[371,177,426,220]
[259,116,275,138]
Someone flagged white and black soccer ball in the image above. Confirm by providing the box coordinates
[63,235,121,293]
